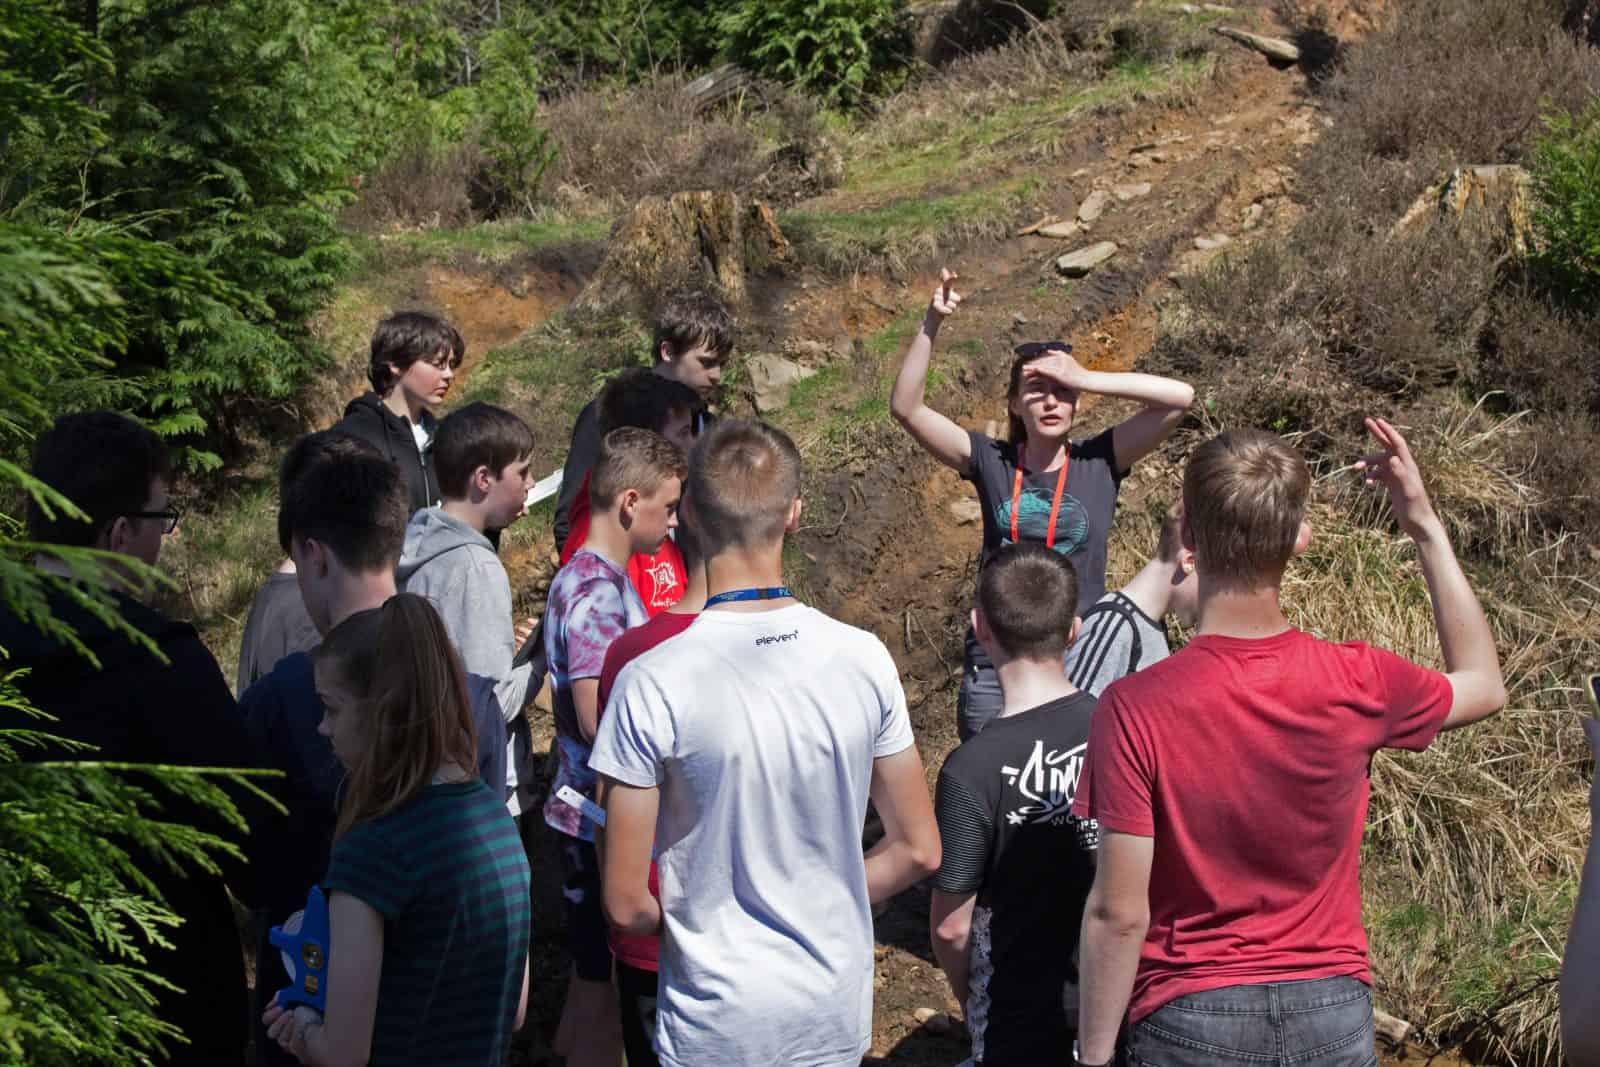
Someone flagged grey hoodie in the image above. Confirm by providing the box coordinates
[397,507,532,811]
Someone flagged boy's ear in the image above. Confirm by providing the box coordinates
[657,340,676,364]
[1292,519,1313,557]
[1067,615,1082,649]
[618,487,641,525]
[1179,512,1196,552]
[784,497,803,533]
[471,464,494,494]
[971,606,987,648]
[100,516,132,554]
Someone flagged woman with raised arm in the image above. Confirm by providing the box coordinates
[261,595,531,1066]
[890,269,1194,740]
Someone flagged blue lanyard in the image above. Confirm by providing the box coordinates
[703,586,794,609]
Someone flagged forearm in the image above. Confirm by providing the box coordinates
[1078,369,1193,410]
[865,837,930,905]
[607,890,663,937]
[1077,906,1147,1062]
[890,313,942,419]
[1413,523,1499,678]
[931,934,971,1006]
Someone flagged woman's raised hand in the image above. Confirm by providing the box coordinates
[929,268,962,320]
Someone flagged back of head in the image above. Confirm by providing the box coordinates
[1182,429,1310,591]
[598,367,703,435]
[27,411,171,546]
[280,433,410,571]
[686,418,802,554]
[590,427,688,509]
[432,401,535,500]
[314,594,477,838]
[652,291,735,362]
[368,310,464,394]
[977,543,1080,662]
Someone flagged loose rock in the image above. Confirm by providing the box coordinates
[1113,182,1152,201]
[949,497,983,525]
[1038,221,1084,239]
[1194,233,1234,251]
[748,354,817,414]
[1056,242,1118,277]
[1077,190,1111,224]
[1241,202,1265,230]
[1212,25,1301,64]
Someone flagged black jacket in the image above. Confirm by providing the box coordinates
[0,586,258,1064]
[330,392,439,516]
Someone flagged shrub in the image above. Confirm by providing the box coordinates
[718,0,911,108]
[1529,100,1600,307]
[471,27,560,217]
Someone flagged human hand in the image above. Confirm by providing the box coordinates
[263,999,321,1061]
[928,268,962,322]
[514,616,538,648]
[1354,417,1442,542]
[1023,347,1091,392]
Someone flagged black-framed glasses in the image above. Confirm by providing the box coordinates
[1013,341,1073,359]
[127,507,181,534]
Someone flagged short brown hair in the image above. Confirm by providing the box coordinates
[599,367,704,435]
[1182,429,1310,590]
[976,543,1080,661]
[368,311,464,394]
[686,419,802,553]
[652,291,735,363]
[433,402,535,500]
[589,427,687,509]
[1155,501,1185,565]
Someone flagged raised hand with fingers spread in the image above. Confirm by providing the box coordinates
[1354,416,1442,542]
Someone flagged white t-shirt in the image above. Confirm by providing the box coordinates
[589,603,915,1067]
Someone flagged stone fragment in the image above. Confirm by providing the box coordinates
[1056,242,1119,277]
[1038,221,1084,238]
[1194,233,1234,251]
[1077,190,1111,224]
[747,354,817,413]
[1212,25,1301,64]
[949,497,983,525]
[1113,182,1152,201]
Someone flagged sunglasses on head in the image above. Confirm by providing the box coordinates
[1013,341,1072,359]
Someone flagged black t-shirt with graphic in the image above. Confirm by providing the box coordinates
[934,692,1099,1067]
[964,428,1124,615]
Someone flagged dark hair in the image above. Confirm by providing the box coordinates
[590,427,688,509]
[976,543,1080,661]
[280,433,410,571]
[1183,429,1310,591]
[315,594,478,839]
[432,402,535,501]
[685,419,801,553]
[368,311,464,394]
[277,432,382,552]
[598,367,703,436]
[651,291,735,363]
[1005,342,1073,446]
[26,411,172,546]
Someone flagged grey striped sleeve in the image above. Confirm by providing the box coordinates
[1065,611,1136,698]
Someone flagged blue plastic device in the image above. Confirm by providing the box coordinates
[268,885,332,1013]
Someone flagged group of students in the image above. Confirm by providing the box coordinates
[0,263,1516,1067]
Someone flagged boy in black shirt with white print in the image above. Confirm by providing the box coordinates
[930,543,1099,1066]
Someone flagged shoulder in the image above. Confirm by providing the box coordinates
[1071,426,1119,466]
[815,610,900,677]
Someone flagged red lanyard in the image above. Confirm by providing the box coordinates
[1010,450,1070,547]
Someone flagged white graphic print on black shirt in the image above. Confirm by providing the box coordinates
[934,692,1099,1065]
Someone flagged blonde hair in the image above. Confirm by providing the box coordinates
[1182,430,1309,591]
[314,594,479,840]
[589,427,687,509]
[686,419,802,554]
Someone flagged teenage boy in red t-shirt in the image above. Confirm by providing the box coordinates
[562,367,701,616]
[1071,419,1508,1067]
[593,500,707,1067]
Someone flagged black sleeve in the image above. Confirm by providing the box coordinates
[933,765,994,895]
[1078,425,1128,482]
[553,399,602,551]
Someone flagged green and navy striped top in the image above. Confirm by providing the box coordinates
[323,779,531,1065]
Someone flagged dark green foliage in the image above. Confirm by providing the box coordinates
[718,0,910,107]
[525,0,720,83]
[1530,101,1600,307]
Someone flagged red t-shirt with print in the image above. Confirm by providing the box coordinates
[560,472,686,617]
[1071,627,1453,1023]
[596,609,699,971]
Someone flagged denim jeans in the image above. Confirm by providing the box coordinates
[1128,977,1377,1067]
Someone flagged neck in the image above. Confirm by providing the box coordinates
[1021,434,1067,472]
[994,654,1077,717]
[1119,559,1179,622]
[672,562,709,614]
[1194,580,1292,640]
[581,512,633,569]
[381,388,421,425]
[440,497,487,534]
[703,542,789,611]
[326,572,397,631]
